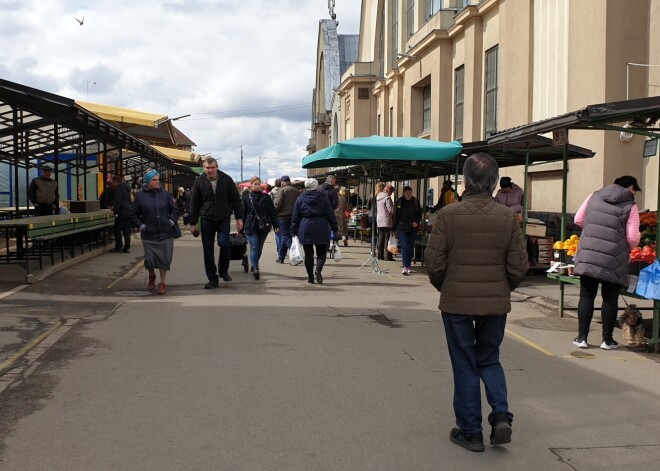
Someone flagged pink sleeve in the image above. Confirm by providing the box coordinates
[627,204,641,250]
[573,194,592,227]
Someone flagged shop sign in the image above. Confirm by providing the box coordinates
[552,128,568,146]
[643,138,658,158]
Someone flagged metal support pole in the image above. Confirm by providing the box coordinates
[559,140,569,318]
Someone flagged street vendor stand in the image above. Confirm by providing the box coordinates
[302,136,464,274]
[487,96,660,352]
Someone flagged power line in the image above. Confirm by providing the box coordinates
[182,104,311,121]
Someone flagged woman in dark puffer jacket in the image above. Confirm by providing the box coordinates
[291,178,338,284]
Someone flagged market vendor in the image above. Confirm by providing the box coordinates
[432,180,458,212]
[495,177,523,214]
[28,163,59,216]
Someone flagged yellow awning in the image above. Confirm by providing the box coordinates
[151,145,201,163]
[76,101,168,127]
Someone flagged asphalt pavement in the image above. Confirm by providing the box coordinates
[0,231,659,470]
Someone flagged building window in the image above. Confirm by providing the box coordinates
[377,114,381,136]
[484,46,498,137]
[379,6,385,78]
[391,0,399,70]
[456,0,468,9]
[425,0,441,19]
[454,66,464,142]
[389,107,394,136]
[422,85,431,132]
[407,0,415,37]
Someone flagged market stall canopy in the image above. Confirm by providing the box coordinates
[151,145,201,164]
[487,95,660,142]
[77,101,168,127]
[302,136,463,169]
[462,135,594,168]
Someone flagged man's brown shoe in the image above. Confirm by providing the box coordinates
[157,283,166,295]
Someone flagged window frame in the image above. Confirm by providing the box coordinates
[407,0,415,37]
[391,0,399,70]
[422,85,432,133]
[454,65,464,142]
[484,45,498,138]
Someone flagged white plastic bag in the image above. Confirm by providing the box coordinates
[331,244,342,262]
[290,236,304,266]
[387,233,400,254]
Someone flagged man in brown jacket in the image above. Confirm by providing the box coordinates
[424,152,528,452]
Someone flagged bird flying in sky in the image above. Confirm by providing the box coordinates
[75,17,84,26]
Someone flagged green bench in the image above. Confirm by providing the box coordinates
[31,213,114,269]
[0,210,115,279]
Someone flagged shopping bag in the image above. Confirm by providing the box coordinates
[635,260,660,300]
[387,233,399,254]
[290,236,304,266]
[330,244,342,262]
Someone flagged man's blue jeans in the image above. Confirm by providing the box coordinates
[397,230,417,268]
[441,313,512,435]
[277,216,292,261]
[246,231,268,269]
[200,218,231,281]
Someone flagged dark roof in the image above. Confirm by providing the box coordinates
[489,96,660,143]
[462,135,594,166]
[0,78,194,180]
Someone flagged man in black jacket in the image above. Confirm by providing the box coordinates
[317,175,338,209]
[189,158,243,289]
[109,175,133,253]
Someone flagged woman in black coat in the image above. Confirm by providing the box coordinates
[291,178,338,284]
[131,169,179,294]
[242,176,279,280]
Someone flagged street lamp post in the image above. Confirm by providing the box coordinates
[258,156,267,180]
[86,81,96,100]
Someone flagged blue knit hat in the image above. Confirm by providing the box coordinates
[143,169,159,185]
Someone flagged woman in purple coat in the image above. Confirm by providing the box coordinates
[291,178,338,284]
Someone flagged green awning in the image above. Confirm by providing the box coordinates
[190,166,204,175]
[302,136,463,169]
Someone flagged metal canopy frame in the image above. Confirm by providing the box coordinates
[0,78,196,212]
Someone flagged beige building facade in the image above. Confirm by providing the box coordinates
[313,0,658,212]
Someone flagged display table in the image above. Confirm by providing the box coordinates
[547,272,660,353]
[0,210,114,280]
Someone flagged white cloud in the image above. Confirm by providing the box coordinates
[0,0,361,181]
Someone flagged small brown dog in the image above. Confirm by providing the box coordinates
[620,304,646,346]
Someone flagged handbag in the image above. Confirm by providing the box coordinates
[290,236,304,266]
[249,195,272,233]
[172,223,182,239]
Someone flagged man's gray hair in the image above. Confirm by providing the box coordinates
[203,157,218,167]
[326,174,336,183]
[462,152,499,194]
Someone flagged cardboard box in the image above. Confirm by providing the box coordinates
[69,200,101,213]
[526,223,547,237]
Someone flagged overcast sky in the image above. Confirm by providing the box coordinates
[0,0,361,182]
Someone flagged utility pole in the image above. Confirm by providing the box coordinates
[240,145,244,183]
